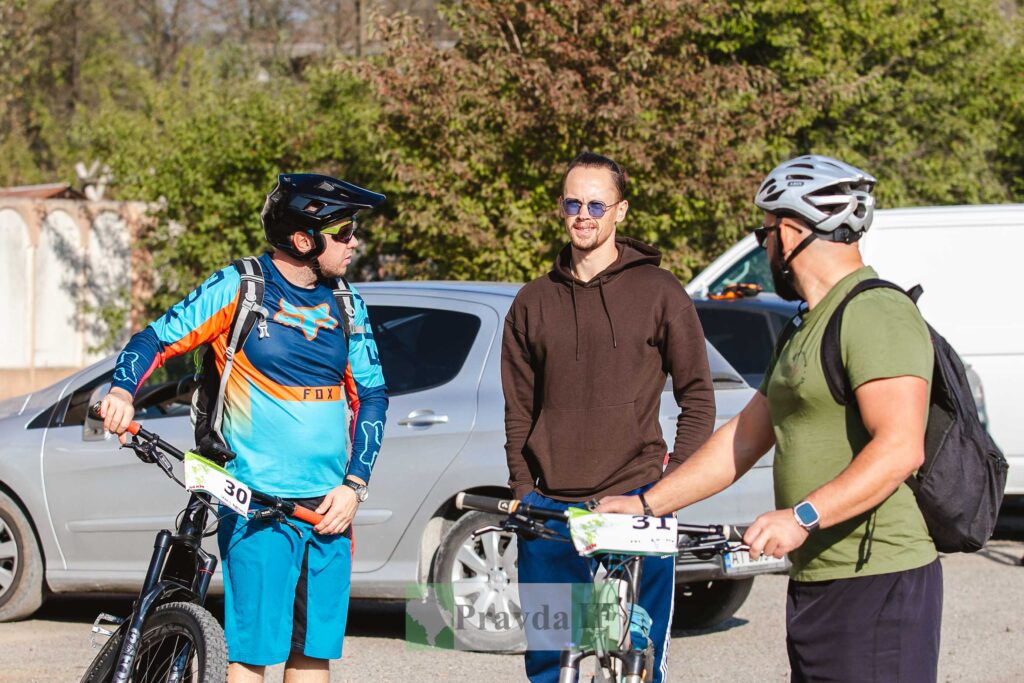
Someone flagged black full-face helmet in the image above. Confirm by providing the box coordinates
[261,173,386,261]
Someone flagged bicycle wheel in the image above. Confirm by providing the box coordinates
[80,602,227,682]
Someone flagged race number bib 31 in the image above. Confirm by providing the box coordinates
[567,509,678,557]
[183,452,252,516]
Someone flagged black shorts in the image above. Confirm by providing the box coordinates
[786,559,942,683]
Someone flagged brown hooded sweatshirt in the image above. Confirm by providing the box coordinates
[502,237,716,502]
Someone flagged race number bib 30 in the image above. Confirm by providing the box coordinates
[183,452,252,516]
[567,509,678,557]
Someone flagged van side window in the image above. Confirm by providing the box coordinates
[710,248,774,294]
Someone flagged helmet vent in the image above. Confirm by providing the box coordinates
[303,200,326,214]
[316,181,336,192]
[765,190,785,203]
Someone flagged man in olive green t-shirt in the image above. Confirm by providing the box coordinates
[599,155,942,682]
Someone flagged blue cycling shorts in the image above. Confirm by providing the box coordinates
[217,500,353,665]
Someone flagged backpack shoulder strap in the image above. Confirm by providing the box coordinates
[821,278,919,405]
[211,256,267,436]
[762,307,804,390]
[774,311,802,358]
[332,276,364,342]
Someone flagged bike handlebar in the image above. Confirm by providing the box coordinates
[456,492,745,543]
[89,404,324,526]
[456,492,568,522]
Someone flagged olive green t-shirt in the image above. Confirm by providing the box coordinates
[759,267,937,581]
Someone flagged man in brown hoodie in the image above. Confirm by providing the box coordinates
[502,151,716,682]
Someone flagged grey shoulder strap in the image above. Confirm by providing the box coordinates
[332,277,364,339]
[211,257,268,437]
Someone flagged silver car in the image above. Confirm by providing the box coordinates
[0,282,782,648]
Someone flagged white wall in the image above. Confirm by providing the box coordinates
[34,209,84,367]
[0,199,144,399]
[86,210,132,362]
[0,209,32,369]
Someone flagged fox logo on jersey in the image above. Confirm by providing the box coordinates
[274,299,338,341]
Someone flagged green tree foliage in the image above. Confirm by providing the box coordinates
[710,0,1020,207]
[80,59,385,315]
[358,0,1022,282]
[359,0,799,282]
[3,0,1023,323]
[0,0,139,186]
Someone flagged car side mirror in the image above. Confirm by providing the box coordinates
[83,383,112,442]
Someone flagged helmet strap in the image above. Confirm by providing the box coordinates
[781,231,817,277]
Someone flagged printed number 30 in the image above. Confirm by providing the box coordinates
[224,480,249,505]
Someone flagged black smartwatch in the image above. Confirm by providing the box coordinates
[343,478,368,503]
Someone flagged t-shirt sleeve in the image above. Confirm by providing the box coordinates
[840,289,933,391]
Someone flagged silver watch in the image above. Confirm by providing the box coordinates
[343,479,368,503]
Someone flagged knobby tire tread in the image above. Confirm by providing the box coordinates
[80,601,226,682]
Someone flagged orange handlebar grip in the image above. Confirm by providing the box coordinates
[127,422,141,435]
[292,505,324,526]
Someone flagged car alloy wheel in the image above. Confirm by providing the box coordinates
[432,510,527,652]
[0,515,18,600]
[0,490,44,621]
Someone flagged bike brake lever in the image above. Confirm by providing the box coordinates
[251,508,302,537]
[123,435,156,464]
[471,524,505,539]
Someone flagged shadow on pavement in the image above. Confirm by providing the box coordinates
[672,616,750,638]
[30,595,410,638]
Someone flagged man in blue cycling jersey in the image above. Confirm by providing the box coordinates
[101,173,389,683]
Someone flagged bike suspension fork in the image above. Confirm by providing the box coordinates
[558,650,586,683]
[112,530,174,683]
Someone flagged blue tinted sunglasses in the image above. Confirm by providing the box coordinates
[561,198,622,219]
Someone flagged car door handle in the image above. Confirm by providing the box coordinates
[397,410,449,427]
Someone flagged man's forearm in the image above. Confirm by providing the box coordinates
[647,395,775,516]
[804,433,923,530]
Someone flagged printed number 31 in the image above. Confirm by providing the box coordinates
[632,516,671,530]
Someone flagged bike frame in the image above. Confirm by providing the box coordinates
[107,492,217,683]
[89,411,325,682]
[455,493,742,683]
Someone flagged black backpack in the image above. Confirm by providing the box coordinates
[190,256,358,461]
[777,278,1009,553]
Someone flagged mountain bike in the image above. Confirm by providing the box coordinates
[80,408,324,683]
[455,493,745,683]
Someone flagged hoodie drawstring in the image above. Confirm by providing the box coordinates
[598,279,618,349]
[570,280,581,361]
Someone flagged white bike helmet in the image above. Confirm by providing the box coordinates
[754,155,876,242]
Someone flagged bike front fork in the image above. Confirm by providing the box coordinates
[558,648,648,683]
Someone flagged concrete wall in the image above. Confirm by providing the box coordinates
[0,198,146,400]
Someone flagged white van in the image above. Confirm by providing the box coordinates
[687,205,1024,497]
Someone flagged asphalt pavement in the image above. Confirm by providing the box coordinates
[1,537,1021,682]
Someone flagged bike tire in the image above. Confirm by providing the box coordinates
[80,602,227,683]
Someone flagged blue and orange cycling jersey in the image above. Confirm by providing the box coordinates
[112,252,388,497]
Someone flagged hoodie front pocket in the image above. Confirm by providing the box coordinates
[525,402,644,492]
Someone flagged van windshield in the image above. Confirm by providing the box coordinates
[710,248,774,295]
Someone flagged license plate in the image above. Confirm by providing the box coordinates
[723,549,788,576]
[183,451,252,516]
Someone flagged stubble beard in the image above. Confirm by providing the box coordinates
[316,253,352,280]
[568,220,606,252]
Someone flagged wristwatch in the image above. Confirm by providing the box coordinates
[343,478,368,503]
[793,500,820,532]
